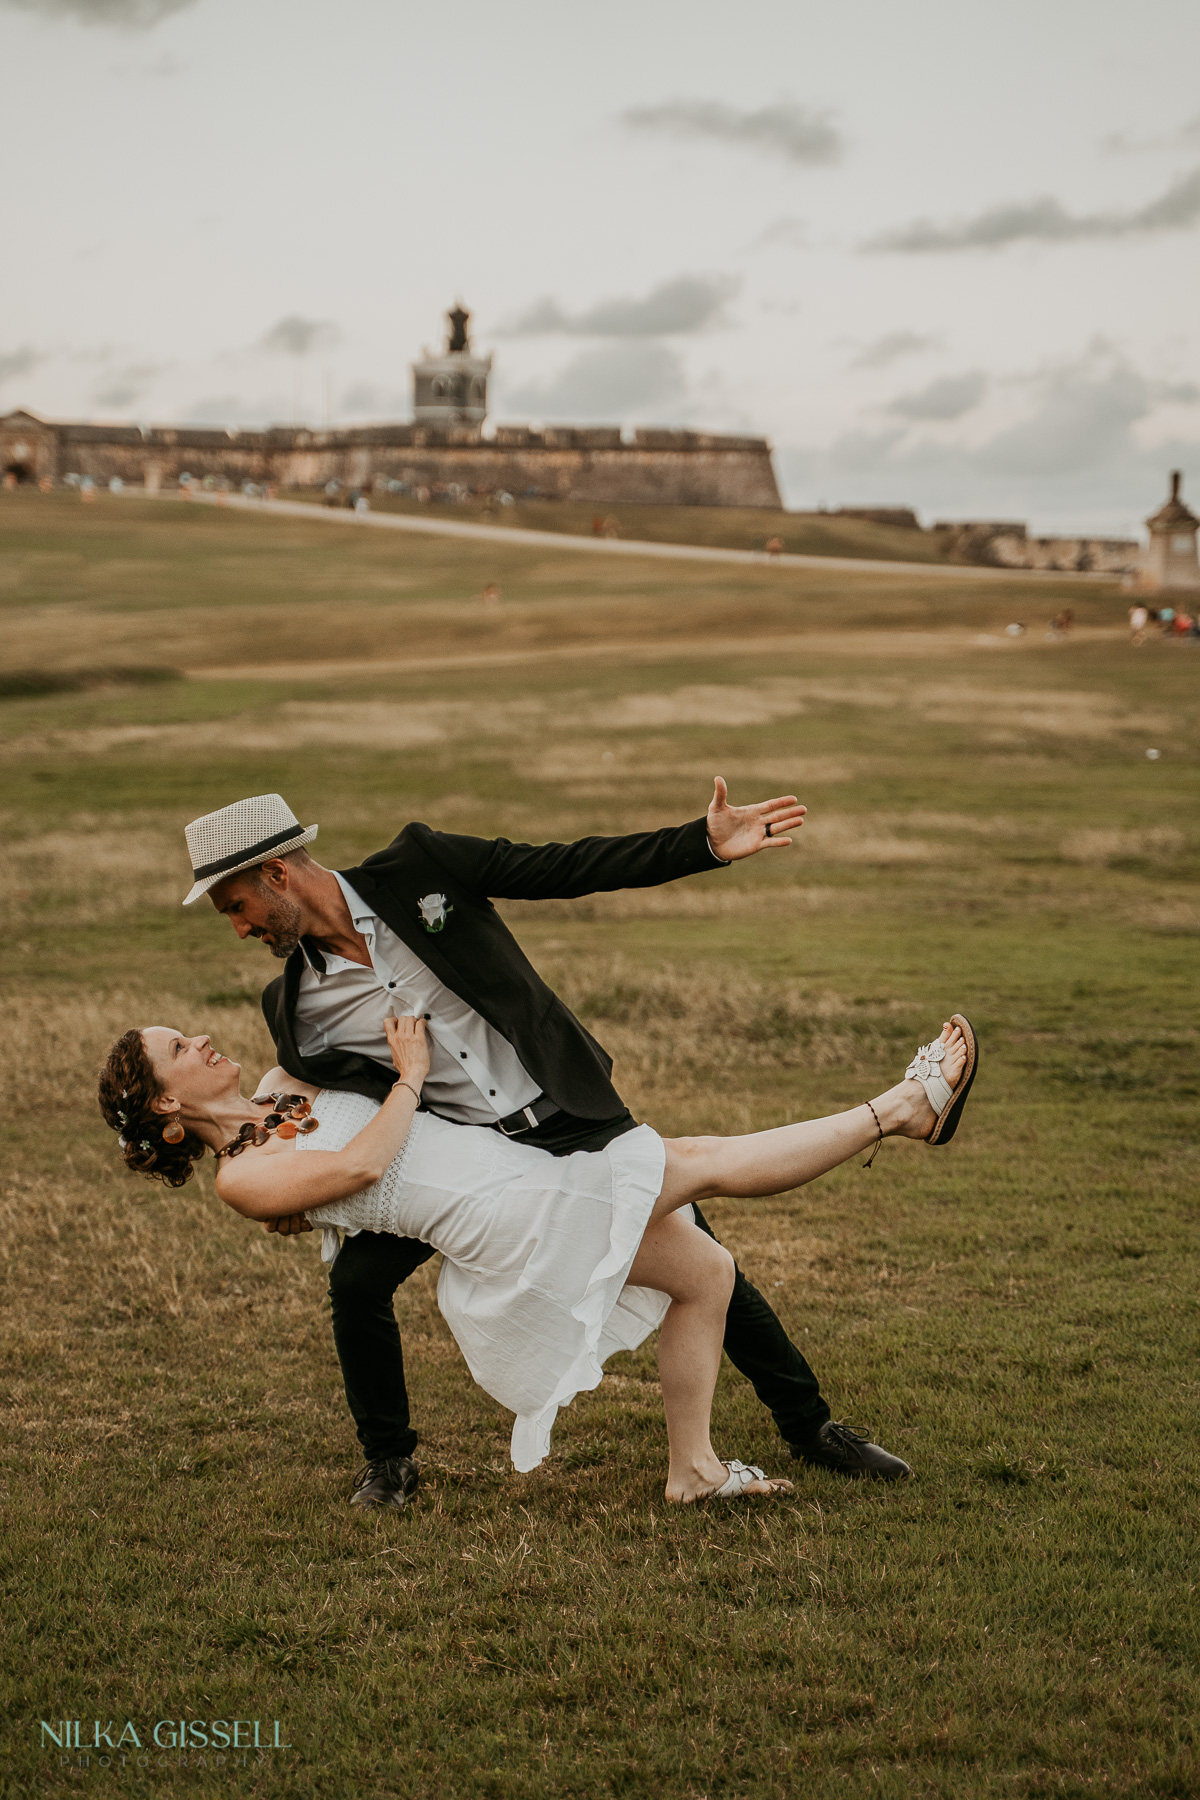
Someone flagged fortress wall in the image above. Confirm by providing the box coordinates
[3,414,782,508]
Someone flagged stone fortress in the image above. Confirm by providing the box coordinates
[0,305,782,510]
[1,307,1195,588]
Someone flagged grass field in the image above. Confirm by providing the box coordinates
[2,487,1198,1798]
[282,490,955,566]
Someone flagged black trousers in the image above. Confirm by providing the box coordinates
[327,1108,832,1464]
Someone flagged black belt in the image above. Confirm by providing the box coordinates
[494,1094,561,1137]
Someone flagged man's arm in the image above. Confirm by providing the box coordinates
[413,780,806,902]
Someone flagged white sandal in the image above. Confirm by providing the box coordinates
[906,1012,978,1145]
[702,1459,794,1500]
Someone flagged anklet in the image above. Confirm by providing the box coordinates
[862,1100,883,1169]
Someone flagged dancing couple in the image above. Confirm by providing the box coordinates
[99,786,978,1505]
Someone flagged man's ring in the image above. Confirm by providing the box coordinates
[765,822,773,838]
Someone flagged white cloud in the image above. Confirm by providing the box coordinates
[621,97,843,166]
[90,363,163,409]
[887,371,987,421]
[868,165,1200,252]
[1103,115,1200,154]
[0,346,44,385]
[259,316,340,356]
[1,0,194,26]
[750,217,809,251]
[781,346,1200,529]
[851,331,941,370]
[500,275,737,338]
[498,343,687,422]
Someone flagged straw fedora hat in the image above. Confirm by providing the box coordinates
[182,793,318,906]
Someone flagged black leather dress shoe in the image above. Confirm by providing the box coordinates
[349,1456,419,1509]
[790,1421,911,1481]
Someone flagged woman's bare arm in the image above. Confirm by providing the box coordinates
[219,1017,430,1223]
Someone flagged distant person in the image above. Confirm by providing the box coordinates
[1128,604,1149,645]
[591,515,604,537]
[602,516,620,539]
[480,583,500,606]
[1172,611,1194,637]
[1158,608,1175,635]
[765,536,784,558]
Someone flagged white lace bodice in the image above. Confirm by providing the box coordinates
[299,1087,420,1254]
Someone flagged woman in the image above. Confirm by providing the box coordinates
[98,1013,976,1502]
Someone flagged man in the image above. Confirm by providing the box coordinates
[182,784,910,1506]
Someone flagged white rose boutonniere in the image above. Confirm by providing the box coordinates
[418,892,453,933]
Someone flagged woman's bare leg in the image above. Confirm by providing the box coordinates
[651,1022,969,1224]
[625,1213,790,1503]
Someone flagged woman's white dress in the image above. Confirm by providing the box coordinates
[300,1090,671,1472]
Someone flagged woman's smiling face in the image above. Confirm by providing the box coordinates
[142,1028,241,1113]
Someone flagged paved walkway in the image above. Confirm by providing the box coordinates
[175,490,1115,584]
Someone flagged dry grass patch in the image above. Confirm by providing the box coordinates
[0,823,182,923]
[526,742,854,787]
[1059,826,1186,866]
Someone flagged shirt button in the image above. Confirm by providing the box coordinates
[489,1089,496,1097]
[459,1051,468,1059]
[423,1014,431,1020]
[388,981,396,989]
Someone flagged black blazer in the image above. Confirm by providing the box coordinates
[261,816,723,1118]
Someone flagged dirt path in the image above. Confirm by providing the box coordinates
[172,490,1117,585]
[187,625,1125,683]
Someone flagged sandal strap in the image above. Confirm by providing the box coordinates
[905,1040,955,1117]
[712,1458,767,1498]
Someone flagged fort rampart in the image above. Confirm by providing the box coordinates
[0,412,782,509]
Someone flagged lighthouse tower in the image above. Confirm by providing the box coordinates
[1142,470,1200,592]
[411,304,491,430]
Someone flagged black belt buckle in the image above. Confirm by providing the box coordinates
[496,1095,558,1137]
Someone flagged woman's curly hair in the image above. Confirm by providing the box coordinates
[98,1029,208,1189]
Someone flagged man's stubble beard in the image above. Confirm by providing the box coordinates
[254,889,303,959]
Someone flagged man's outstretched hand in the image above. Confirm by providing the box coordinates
[706,776,807,861]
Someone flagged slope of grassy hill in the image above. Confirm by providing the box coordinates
[285,488,953,564]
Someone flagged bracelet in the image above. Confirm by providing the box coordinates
[861,1099,884,1169]
[394,1080,423,1105]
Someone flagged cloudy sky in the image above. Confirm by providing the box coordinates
[2,0,1199,531]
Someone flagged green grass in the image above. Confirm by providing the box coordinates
[1,489,1198,1797]
[288,488,954,565]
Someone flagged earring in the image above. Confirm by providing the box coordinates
[162,1112,185,1145]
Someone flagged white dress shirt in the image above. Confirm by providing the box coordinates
[293,875,541,1126]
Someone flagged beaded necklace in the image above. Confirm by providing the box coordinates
[216,1092,319,1159]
